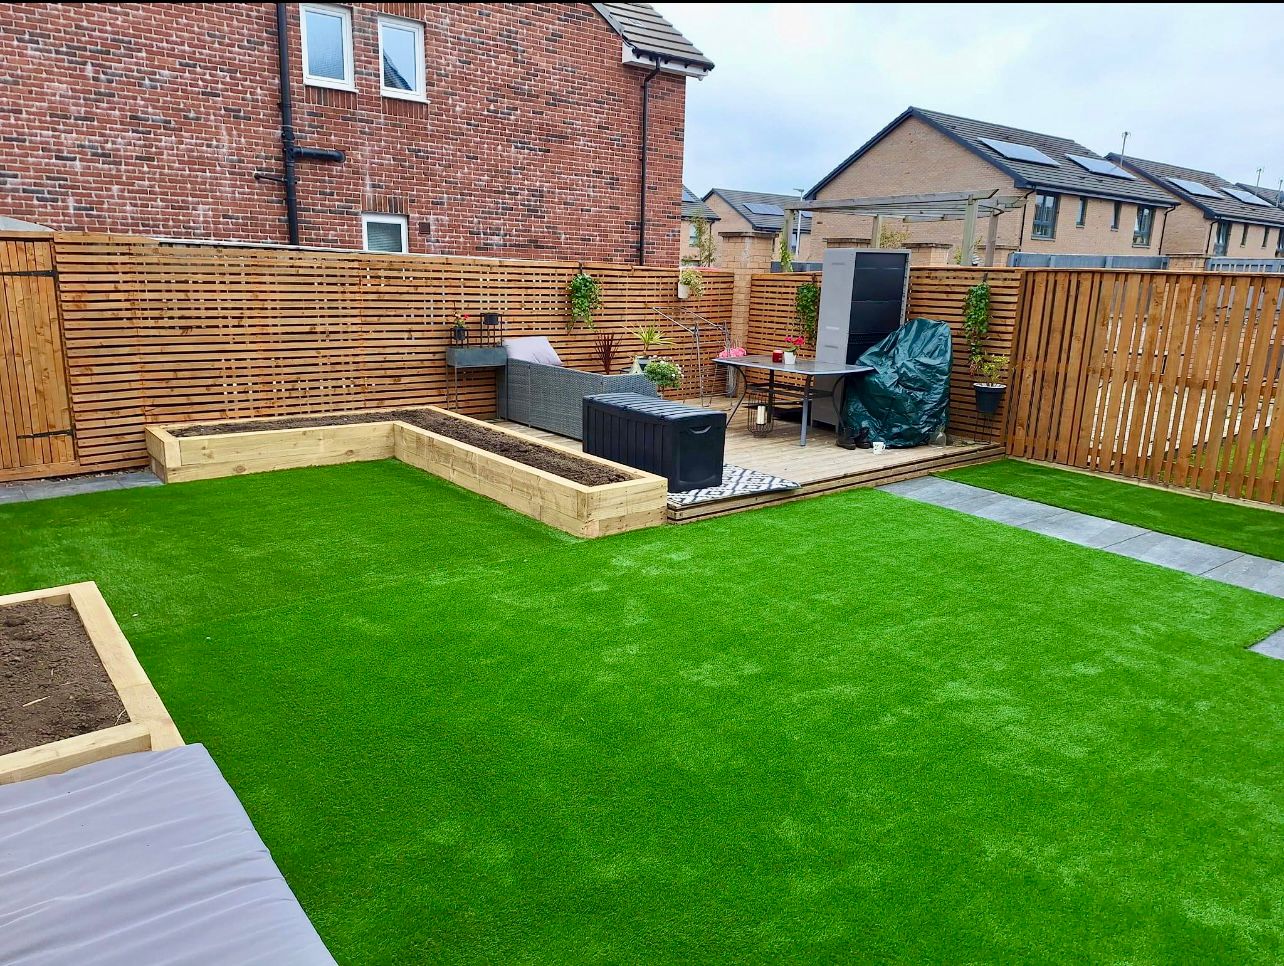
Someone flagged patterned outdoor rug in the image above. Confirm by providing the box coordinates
[667,464,800,509]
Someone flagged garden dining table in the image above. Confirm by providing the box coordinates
[714,355,876,446]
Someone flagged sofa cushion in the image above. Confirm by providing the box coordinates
[503,336,563,367]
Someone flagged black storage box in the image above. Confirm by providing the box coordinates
[583,393,725,492]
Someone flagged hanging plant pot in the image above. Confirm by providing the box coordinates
[974,383,1006,415]
[677,282,691,300]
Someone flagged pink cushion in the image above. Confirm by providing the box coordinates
[503,336,564,367]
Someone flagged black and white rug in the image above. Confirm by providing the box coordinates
[667,464,800,508]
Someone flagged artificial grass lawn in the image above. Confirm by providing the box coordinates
[3,459,1284,963]
[941,458,1284,563]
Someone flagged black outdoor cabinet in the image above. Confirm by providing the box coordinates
[583,393,725,492]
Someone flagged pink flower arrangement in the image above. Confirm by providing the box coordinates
[785,336,805,350]
[717,346,748,359]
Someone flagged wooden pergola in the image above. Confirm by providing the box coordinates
[779,190,1026,266]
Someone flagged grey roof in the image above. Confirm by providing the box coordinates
[1235,182,1284,209]
[681,187,719,222]
[705,189,813,234]
[1110,155,1284,228]
[808,107,1177,207]
[592,3,714,70]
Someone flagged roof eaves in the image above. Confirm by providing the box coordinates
[590,3,714,71]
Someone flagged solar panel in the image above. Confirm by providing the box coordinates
[1223,187,1270,207]
[1066,154,1134,179]
[744,202,785,217]
[976,136,1059,167]
[1168,177,1223,198]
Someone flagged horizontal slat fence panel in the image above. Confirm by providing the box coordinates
[746,267,1021,442]
[47,234,733,473]
[1006,270,1284,505]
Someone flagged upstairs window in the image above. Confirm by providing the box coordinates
[1241,223,1249,246]
[1213,222,1230,257]
[1111,201,1122,230]
[1031,193,1059,239]
[1132,206,1155,247]
[379,15,426,100]
[688,223,698,246]
[1076,197,1088,227]
[1264,226,1272,248]
[1276,230,1284,257]
[301,4,354,91]
[362,213,409,253]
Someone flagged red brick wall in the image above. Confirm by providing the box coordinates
[0,2,684,263]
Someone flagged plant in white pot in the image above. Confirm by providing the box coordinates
[642,358,683,392]
[677,267,704,301]
[630,322,672,373]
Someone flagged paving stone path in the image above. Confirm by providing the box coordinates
[0,471,161,505]
[882,476,1284,660]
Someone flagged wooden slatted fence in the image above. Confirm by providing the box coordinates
[1006,270,1284,504]
[42,233,733,474]
[746,267,1021,441]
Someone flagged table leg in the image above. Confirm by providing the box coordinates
[800,376,811,447]
[768,370,776,433]
[726,368,747,422]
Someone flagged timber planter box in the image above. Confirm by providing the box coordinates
[0,582,183,785]
[145,406,668,538]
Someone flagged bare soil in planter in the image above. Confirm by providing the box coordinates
[169,409,634,486]
[1,601,129,756]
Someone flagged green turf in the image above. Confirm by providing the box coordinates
[940,458,1284,562]
[3,459,1284,963]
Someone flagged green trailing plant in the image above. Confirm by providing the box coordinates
[795,282,820,346]
[962,282,991,374]
[592,332,619,374]
[975,353,1010,386]
[678,267,704,299]
[630,322,672,355]
[692,215,716,267]
[567,270,602,330]
[777,232,794,272]
[642,358,683,391]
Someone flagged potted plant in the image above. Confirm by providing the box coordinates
[629,322,672,373]
[973,354,1009,415]
[567,269,601,331]
[783,335,804,366]
[642,358,683,392]
[450,312,469,345]
[677,267,704,301]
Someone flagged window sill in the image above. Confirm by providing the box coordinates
[305,76,357,93]
[381,89,428,103]
[1131,243,1152,249]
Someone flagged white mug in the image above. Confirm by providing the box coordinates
[871,441,886,452]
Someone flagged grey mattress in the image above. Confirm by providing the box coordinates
[0,744,334,965]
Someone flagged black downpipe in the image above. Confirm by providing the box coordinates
[275,2,300,246]
[637,58,661,265]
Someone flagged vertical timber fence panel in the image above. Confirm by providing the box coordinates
[25,233,734,475]
[0,236,78,481]
[1005,270,1284,505]
[745,267,1023,442]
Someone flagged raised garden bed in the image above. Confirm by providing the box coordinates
[146,406,667,538]
[0,582,183,784]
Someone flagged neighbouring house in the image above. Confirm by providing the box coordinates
[679,187,719,264]
[804,107,1178,266]
[1238,183,1284,209]
[0,2,712,264]
[701,189,815,270]
[1108,156,1284,262]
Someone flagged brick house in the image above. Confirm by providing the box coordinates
[0,2,711,264]
[701,188,816,270]
[804,107,1178,265]
[678,185,718,263]
[1107,155,1284,262]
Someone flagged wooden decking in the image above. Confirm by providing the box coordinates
[498,397,1003,523]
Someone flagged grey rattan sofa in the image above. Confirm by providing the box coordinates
[499,358,658,440]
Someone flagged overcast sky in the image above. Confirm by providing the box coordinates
[654,3,1284,199]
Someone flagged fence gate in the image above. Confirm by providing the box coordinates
[0,237,77,481]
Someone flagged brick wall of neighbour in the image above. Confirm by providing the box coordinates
[0,2,684,263]
[704,193,819,267]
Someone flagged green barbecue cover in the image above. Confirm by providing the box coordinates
[841,317,951,447]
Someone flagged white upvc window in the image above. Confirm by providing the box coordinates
[300,4,355,92]
[378,14,426,101]
[362,214,409,253]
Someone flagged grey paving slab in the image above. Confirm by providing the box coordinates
[1106,531,1243,576]
[1201,555,1284,597]
[889,478,1013,513]
[1020,509,1150,548]
[1250,629,1284,660]
[2,470,163,504]
[0,484,30,504]
[966,494,1066,527]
